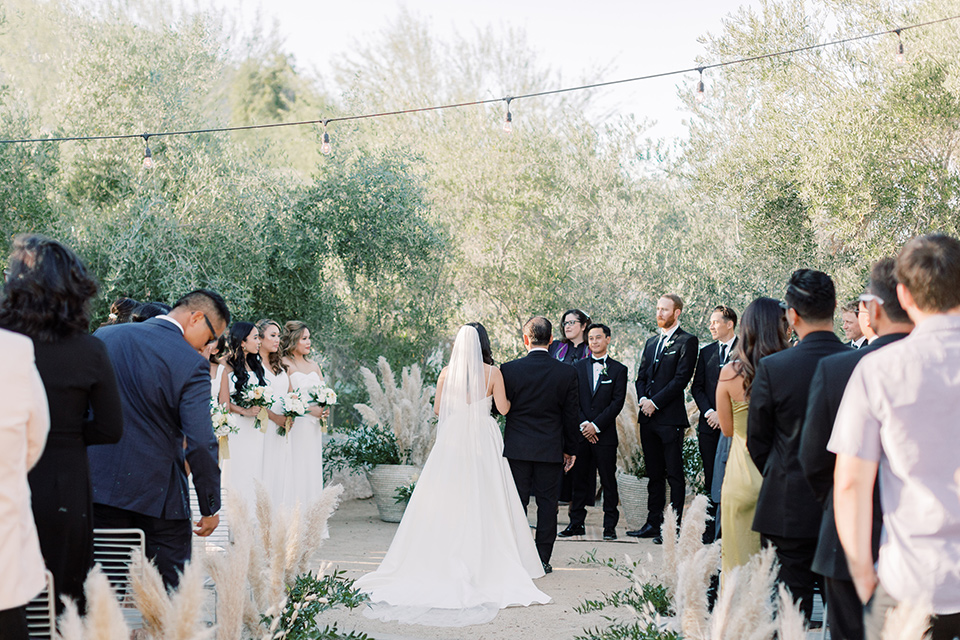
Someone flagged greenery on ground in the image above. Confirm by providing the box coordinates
[260,571,370,640]
[1,0,958,420]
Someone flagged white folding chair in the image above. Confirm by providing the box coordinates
[92,527,146,629]
[25,570,55,640]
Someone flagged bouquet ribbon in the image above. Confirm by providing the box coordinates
[283,416,293,435]
[217,435,230,464]
[256,407,269,433]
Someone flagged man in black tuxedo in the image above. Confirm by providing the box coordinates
[559,324,627,541]
[90,290,230,588]
[501,316,579,573]
[841,300,867,349]
[690,304,738,541]
[746,269,847,622]
[798,259,913,640]
[628,294,699,542]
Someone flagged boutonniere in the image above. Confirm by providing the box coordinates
[600,364,608,377]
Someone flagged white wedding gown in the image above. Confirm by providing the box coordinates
[355,326,550,627]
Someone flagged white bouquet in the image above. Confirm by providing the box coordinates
[308,384,338,407]
[238,383,277,432]
[278,390,307,436]
[210,399,238,462]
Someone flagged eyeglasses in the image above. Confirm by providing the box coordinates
[562,320,581,327]
[858,293,885,306]
[201,313,218,344]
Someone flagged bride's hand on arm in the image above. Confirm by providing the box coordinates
[490,367,510,415]
[433,368,447,416]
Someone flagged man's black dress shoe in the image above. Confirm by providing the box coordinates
[626,523,660,538]
[542,562,553,574]
[653,535,663,545]
[602,529,617,541]
[558,525,586,538]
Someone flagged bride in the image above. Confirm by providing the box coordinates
[354,323,551,626]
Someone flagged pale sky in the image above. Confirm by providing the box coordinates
[220,0,763,141]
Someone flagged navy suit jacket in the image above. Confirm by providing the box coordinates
[89,318,221,519]
[501,350,580,463]
[574,356,627,447]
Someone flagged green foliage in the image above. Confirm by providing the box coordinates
[393,480,416,504]
[625,450,647,479]
[324,422,402,475]
[576,622,683,640]
[682,436,706,496]
[260,570,370,640]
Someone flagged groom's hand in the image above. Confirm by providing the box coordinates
[563,454,576,473]
[194,513,220,536]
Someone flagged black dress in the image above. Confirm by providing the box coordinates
[26,334,123,613]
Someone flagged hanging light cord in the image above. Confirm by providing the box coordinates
[0,14,955,146]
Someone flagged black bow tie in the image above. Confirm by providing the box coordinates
[591,357,606,365]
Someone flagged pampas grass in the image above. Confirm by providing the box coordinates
[882,599,933,640]
[660,505,679,597]
[54,566,130,640]
[130,555,213,640]
[354,357,436,466]
[130,555,172,635]
[616,383,641,473]
[707,546,778,640]
[205,492,253,640]
[54,599,84,640]
[775,583,807,640]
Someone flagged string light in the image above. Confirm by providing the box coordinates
[321,120,332,155]
[895,29,906,64]
[142,134,153,169]
[0,15,955,149]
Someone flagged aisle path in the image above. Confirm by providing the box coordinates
[319,497,650,640]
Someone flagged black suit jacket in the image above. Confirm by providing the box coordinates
[747,331,847,538]
[798,333,907,579]
[690,337,737,434]
[89,318,221,519]
[635,327,699,426]
[574,356,627,447]
[501,350,580,463]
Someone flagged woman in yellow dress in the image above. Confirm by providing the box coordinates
[716,297,790,576]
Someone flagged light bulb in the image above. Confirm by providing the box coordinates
[503,111,513,133]
[696,79,705,103]
[143,145,153,169]
[896,40,905,65]
[321,131,331,155]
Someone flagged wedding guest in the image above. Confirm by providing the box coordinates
[747,269,846,622]
[0,329,49,639]
[91,290,228,589]
[548,309,591,364]
[799,258,913,640]
[280,321,328,506]
[857,298,877,345]
[691,304,738,541]
[559,323,627,541]
[132,301,171,323]
[256,318,292,508]
[220,322,266,508]
[629,294,698,543]
[100,296,139,326]
[833,234,960,640]
[715,298,789,578]
[841,300,866,348]
[0,235,124,614]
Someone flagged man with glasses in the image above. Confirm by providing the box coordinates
[799,259,913,640]
[89,289,230,588]
[746,269,847,624]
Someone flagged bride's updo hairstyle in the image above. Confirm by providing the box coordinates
[226,321,266,402]
[280,320,309,359]
[256,318,285,374]
[465,322,494,365]
[0,234,98,342]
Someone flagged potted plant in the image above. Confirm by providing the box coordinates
[326,357,436,522]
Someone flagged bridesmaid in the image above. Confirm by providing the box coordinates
[219,322,266,508]
[257,318,293,509]
[280,321,328,507]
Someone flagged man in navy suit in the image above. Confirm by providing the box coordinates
[501,316,580,573]
[89,290,230,588]
[629,294,699,542]
[559,323,627,541]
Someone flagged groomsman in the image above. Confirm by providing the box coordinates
[841,300,866,348]
[629,294,698,543]
[690,305,737,542]
[747,269,847,622]
[559,324,627,541]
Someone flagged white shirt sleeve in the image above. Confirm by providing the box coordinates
[827,364,882,462]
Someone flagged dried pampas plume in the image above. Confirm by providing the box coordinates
[882,599,933,640]
[615,384,640,472]
[131,555,212,640]
[660,504,679,597]
[775,583,807,640]
[130,554,172,635]
[205,492,253,640]
[707,546,778,640]
[80,566,129,640]
[54,598,84,640]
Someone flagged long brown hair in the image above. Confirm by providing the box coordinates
[733,297,790,400]
[256,318,285,374]
[280,320,309,359]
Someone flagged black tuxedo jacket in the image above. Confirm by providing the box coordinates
[89,318,222,519]
[799,333,907,579]
[501,350,580,463]
[634,327,699,426]
[690,337,737,435]
[747,330,847,538]
[574,356,627,447]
